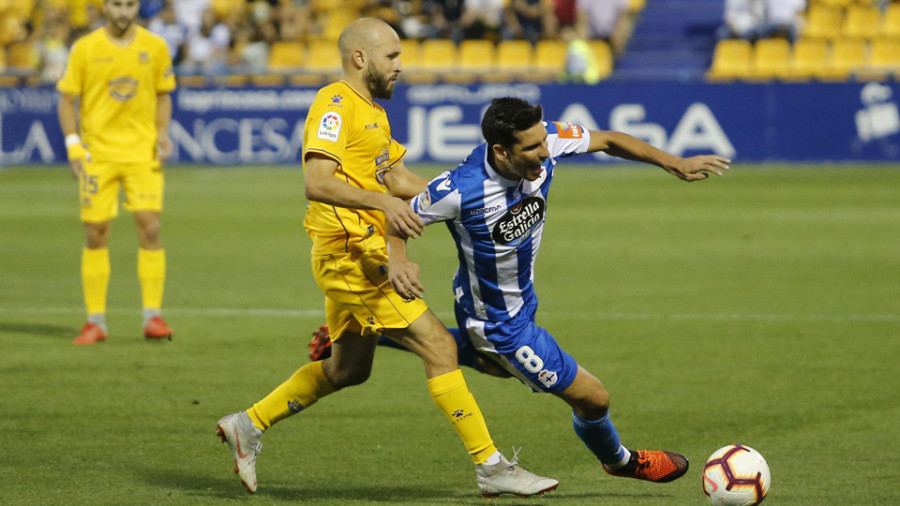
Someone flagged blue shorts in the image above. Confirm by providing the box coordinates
[454,298,578,393]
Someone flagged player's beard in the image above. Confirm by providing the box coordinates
[365,63,395,100]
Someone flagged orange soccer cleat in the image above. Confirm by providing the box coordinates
[603,449,689,483]
[143,315,173,340]
[308,325,331,361]
[73,322,107,345]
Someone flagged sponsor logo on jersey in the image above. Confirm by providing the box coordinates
[108,77,138,102]
[492,196,545,245]
[317,112,341,142]
[465,204,502,217]
[139,51,149,64]
[554,121,583,139]
[365,123,379,130]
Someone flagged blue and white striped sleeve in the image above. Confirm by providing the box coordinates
[410,170,461,225]
[545,121,591,158]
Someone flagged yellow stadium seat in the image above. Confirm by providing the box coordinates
[418,39,457,72]
[457,39,495,74]
[533,39,567,79]
[861,38,900,79]
[268,41,305,71]
[843,5,882,40]
[587,40,613,80]
[822,38,868,79]
[803,5,843,40]
[6,41,37,70]
[882,4,900,39]
[495,40,534,78]
[305,39,341,75]
[786,38,830,80]
[750,38,791,80]
[707,38,752,80]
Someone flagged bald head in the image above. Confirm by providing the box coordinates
[337,17,403,100]
[338,18,399,68]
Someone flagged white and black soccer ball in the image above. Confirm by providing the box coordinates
[702,444,771,505]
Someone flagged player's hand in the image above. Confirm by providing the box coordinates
[69,158,85,179]
[668,155,731,181]
[382,196,425,238]
[157,133,173,162]
[388,253,424,300]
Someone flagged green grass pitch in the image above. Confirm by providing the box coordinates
[1,163,898,505]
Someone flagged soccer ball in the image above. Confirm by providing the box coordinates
[702,445,771,505]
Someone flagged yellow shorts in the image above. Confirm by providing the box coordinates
[312,249,428,341]
[79,159,164,222]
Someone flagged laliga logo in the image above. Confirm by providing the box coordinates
[855,82,900,142]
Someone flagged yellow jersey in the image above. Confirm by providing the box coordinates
[302,81,407,255]
[57,26,175,163]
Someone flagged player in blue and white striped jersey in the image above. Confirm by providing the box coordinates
[387,97,731,484]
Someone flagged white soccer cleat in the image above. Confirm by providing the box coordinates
[216,412,263,493]
[476,449,559,498]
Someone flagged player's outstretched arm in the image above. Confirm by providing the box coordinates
[305,153,425,237]
[385,223,425,299]
[588,129,731,181]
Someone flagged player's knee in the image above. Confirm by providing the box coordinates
[328,365,371,388]
[84,222,110,248]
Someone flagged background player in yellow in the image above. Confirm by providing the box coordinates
[57,0,176,345]
[216,18,558,498]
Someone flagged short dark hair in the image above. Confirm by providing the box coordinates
[481,97,543,150]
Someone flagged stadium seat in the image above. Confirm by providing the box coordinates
[495,40,534,80]
[842,5,881,41]
[5,41,37,70]
[457,39,496,75]
[802,5,843,40]
[587,40,613,81]
[305,39,341,76]
[786,38,829,80]
[750,38,791,80]
[821,38,868,80]
[533,39,567,80]
[860,38,900,80]
[707,38,752,81]
[268,41,305,72]
[417,39,457,77]
[882,4,900,39]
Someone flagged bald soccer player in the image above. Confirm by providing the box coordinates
[215,18,557,499]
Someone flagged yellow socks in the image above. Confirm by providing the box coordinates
[138,248,165,311]
[247,360,336,431]
[428,369,497,464]
[82,247,110,315]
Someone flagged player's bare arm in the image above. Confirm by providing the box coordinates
[58,92,85,179]
[304,153,424,237]
[382,160,429,200]
[588,129,731,181]
[156,92,173,162]
[385,222,425,299]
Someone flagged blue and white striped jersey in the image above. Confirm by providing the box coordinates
[410,121,591,322]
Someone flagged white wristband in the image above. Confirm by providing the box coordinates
[65,134,82,148]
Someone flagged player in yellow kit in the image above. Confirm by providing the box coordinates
[215,18,558,498]
[57,0,176,345]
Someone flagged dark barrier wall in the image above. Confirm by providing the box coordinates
[2,81,899,165]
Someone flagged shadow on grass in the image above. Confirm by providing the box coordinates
[142,468,669,504]
[0,322,74,340]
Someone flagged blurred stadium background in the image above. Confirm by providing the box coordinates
[2,0,900,165]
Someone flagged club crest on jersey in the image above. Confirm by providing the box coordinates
[138,51,149,64]
[553,121,583,139]
[492,196,545,245]
[317,112,342,142]
[537,369,558,388]
[108,77,138,102]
